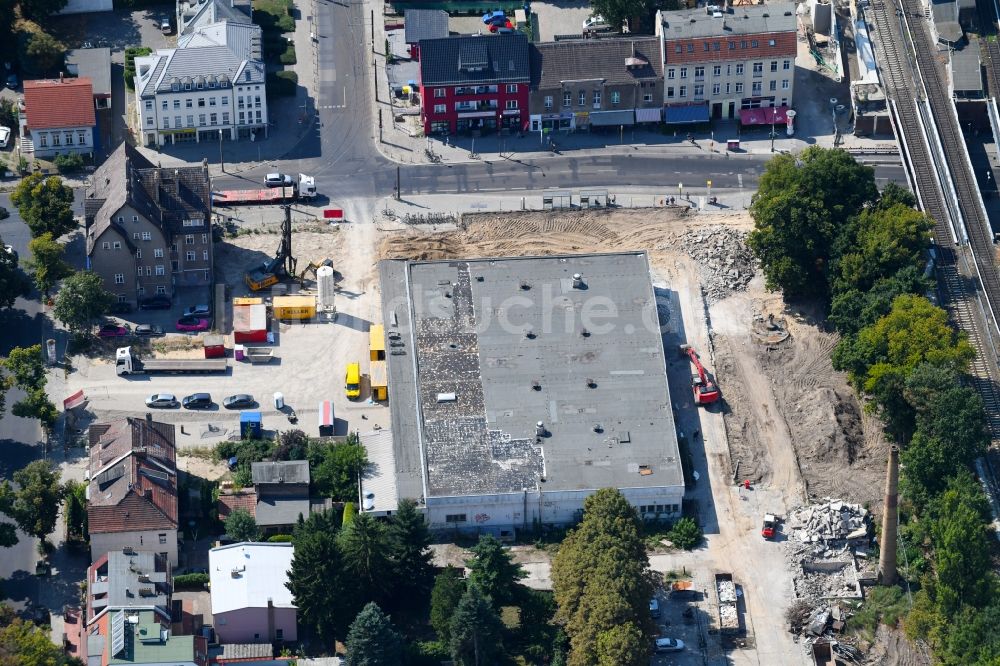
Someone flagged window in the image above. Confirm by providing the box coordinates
[102,241,110,250]
[154,248,164,258]
[158,533,167,544]
[729,41,736,49]
[678,86,687,97]
[735,83,744,93]
[736,63,744,75]
[161,100,168,110]
[185,235,194,245]
[506,83,518,93]
[703,41,710,51]
[201,233,208,244]
[136,249,142,259]
[694,84,704,97]
[114,273,124,284]
[741,40,747,49]
[713,65,722,77]
[782,79,790,89]
[39,134,47,147]
[203,250,209,260]
[752,81,762,95]
[695,66,704,79]
[156,285,166,295]
[687,43,694,52]
[112,241,121,250]
[276,629,284,640]
[770,61,778,72]
[187,115,194,126]
[133,233,140,240]
[197,81,203,90]
[204,270,210,281]
[563,91,572,106]
[769,39,776,47]
[155,265,165,276]
[611,91,620,105]
[667,86,675,98]
[667,68,675,80]
[173,100,180,109]
[445,514,467,523]
[726,83,731,94]
[674,44,682,53]
[186,99,193,108]
[142,231,152,241]
[578,91,586,106]
[592,91,601,108]
[783,59,791,70]
[186,251,196,261]
[769,80,777,91]
[146,266,152,276]
[643,93,653,103]
[65,132,74,145]
[680,67,688,79]
[209,97,217,106]
[505,99,518,110]
[145,100,153,110]
[753,62,763,77]
[712,83,721,95]
[222,97,229,106]
[713,41,721,51]
[751,40,758,48]
[254,96,261,108]
[239,112,245,123]
[197,98,205,107]
[544,96,553,109]
[199,114,206,126]
[52,134,60,146]
[222,112,230,124]
[183,219,203,227]
[146,117,153,126]
[137,266,143,276]
[210,113,217,124]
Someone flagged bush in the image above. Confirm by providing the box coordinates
[254,0,295,33]
[267,71,298,97]
[267,534,293,542]
[215,438,275,465]
[406,640,449,666]
[279,43,297,65]
[668,517,702,550]
[124,47,153,90]
[53,153,85,173]
[173,573,209,589]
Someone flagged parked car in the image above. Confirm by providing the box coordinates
[3,244,17,262]
[98,323,130,338]
[0,126,10,148]
[139,295,172,310]
[223,394,256,409]
[482,10,505,24]
[582,14,608,30]
[134,324,164,337]
[182,393,213,409]
[176,316,209,332]
[264,173,292,187]
[145,393,178,408]
[183,304,211,317]
[649,598,660,618]
[160,17,172,33]
[654,638,685,653]
[489,19,515,32]
[345,362,361,399]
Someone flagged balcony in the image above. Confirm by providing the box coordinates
[455,85,498,96]
[455,101,498,113]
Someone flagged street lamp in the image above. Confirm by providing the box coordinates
[770,107,777,153]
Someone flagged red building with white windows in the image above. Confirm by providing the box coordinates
[418,34,531,135]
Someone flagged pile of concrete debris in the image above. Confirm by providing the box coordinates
[672,226,757,302]
[787,499,871,544]
[793,555,862,599]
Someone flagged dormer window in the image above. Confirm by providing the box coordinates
[221,80,229,88]
[208,81,216,88]
[184,82,191,91]
[171,82,179,92]
[244,71,251,81]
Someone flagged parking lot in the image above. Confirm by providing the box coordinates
[532,0,595,41]
[48,3,177,52]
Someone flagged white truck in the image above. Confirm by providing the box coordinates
[115,347,228,376]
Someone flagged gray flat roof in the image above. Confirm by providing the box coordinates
[952,37,982,92]
[659,3,797,39]
[65,48,112,97]
[380,252,683,499]
[255,496,309,526]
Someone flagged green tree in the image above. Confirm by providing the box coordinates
[431,566,467,642]
[64,479,88,542]
[18,0,70,22]
[12,386,59,431]
[667,516,702,550]
[124,47,153,90]
[224,508,260,542]
[2,344,46,391]
[931,474,993,613]
[832,203,932,295]
[10,173,76,239]
[0,460,64,547]
[449,585,505,666]
[466,534,526,609]
[286,516,359,643]
[52,271,114,333]
[339,513,391,604]
[0,614,83,664]
[23,30,65,75]
[594,621,646,666]
[587,0,651,35]
[274,429,310,460]
[386,498,435,610]
[748,147,878,301]
[343,602,403,666]
[310,436,369,501]
[0,240,31,310]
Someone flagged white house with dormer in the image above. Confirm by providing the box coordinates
[133,18,268,147]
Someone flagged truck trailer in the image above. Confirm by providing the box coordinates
[115,347,228,376]
[212,174,317,206]
[715,573,740,635]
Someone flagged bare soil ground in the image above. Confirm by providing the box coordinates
[379,207,886,507]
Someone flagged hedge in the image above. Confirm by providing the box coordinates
[173,573,209,589]
[267,534,293,542]
[267,71,298,97]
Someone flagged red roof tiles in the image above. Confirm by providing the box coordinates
[23,77,97,131]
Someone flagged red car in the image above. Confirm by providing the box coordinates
[97,323,130,338]
[176,316,210,332]
[489,19,514,32]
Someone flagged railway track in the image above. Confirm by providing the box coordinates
[866,0,1000,438]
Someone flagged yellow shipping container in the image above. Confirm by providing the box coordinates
[233,297,263,306]
[272,295,317,320]
[369,324,385,361]
[370,360,388,401]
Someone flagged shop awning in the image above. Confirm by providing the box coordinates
[636,107,663,123]
[739,105,790,126]
[589,109,635,126]
[664,104,709,124]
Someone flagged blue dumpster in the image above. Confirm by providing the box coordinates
[240,411,262,439]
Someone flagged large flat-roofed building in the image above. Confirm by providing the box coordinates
[376,252,684,535]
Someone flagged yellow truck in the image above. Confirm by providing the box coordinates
[272,295,316,320]
[345,362,361,399]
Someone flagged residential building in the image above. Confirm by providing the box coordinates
[65,48,113,158]
[373,253,685,535]
[85,143,213,307]
[87,415,179,566]
[85,609,207,666]
[18,77,97,158]
[209,543,297,644]
[86,550,172,625]
[251,461,310,534]
[177,0,250,37]
[528,38,664,134]
[404,9,449,61]
[418,34,531,135]
[655,4,797,123]
[134,19,267,146]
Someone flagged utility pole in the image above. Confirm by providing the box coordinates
[378,108,383,143]
[371,9,375,51]
[395,166,401,200]
[218,131,225,172]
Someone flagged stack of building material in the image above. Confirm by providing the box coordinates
[788,499,870,543]
[234,304,267,343]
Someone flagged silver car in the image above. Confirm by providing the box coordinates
[145,393,178,408]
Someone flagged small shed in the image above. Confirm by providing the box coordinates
[234,304,267,343]
[240,411,262,439]
[318,400,335,437]
[204,334,226,358]
[370,360,388,401]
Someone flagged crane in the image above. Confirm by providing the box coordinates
[680,344,720,406]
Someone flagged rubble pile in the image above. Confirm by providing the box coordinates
[787,499,870,543]
[794,561,860,599]
[719,603,738,625]
[665,226,757,301]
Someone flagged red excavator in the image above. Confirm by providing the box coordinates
[680,344,720,406]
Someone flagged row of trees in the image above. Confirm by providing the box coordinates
[0,344,58,432]
[748,147,999,663]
